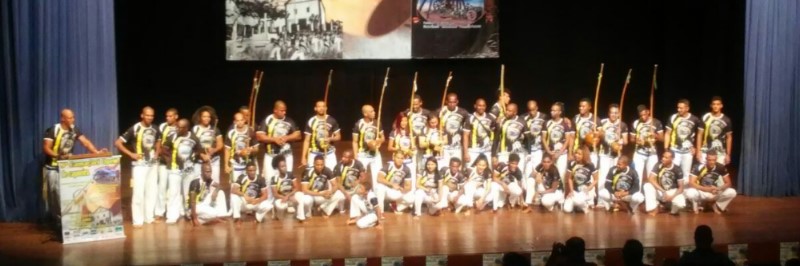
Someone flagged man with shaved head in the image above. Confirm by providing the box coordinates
[463,98,497,168]
[522,100,548,207]
[333,150,366,215]
[225,112,258,183]
[301,100,341,170]
[43,108,105,219]
[257,100,301,181]
[404,94,432,173]
[435,93,469,168]
[115,106,161,227]
[352,104,384,186]
[161,118,209,223]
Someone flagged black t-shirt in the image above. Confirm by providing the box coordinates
[666,113,702,153]
[405,108,432,141]
[440,167,468,188]
[650,163,683,190]
[333,160,365,193]
[544,118,574,151]
[119,122,160,162]
[568,161,596,192]
[494,115,527,153]
[187,179,215,206]
[494,162,522,184]
[162,133,204,171]
[43,124,84,167]
[352,118,380,154]
[271,172,296,196]
[535,164,562,190]
[301,167,334,192]
[417,171,440,190]
[389,130,414,157]
[234,174,268,198]
[489,102,504,119]
[691,163,729,187]
[573,113,596,152]
[304,115,340,153]
[192,125,222,160]
[604,166,640,194]
[435,107,470,148]
[523,112,548,152]
[225,126,258,166]
[158,122,177,163]
[597,118,629,157]
[700,113,733,154]
[631,118,664,156]
[256,114,299,155]
[464,112,497,150]
[379,162,412,187]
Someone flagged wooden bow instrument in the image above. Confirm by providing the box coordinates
[248,70,264,126]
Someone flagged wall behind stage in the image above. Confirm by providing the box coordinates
[115,0,743,166]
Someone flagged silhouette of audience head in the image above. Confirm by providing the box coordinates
[623,239,645,266]
[694,225,714,248]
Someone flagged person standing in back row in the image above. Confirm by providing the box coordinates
[664,99,702,184]
[257,101,301,180]
[115,106,160,227]
[699,96,733,166]
[302,101,341,170]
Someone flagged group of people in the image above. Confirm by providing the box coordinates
[42,89,737,229]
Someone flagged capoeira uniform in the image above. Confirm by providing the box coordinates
[533,164,565,211]
[192,125,223,184]
[666,113,702,183]
[684,163,737,212]
[699,113,733,165]
[456,168,492,212]
[231,174,273,222]
[257,114,299,180]
[42,124,84,217]
[563,161,597,213]
[351,190,380,229]
[161,133,204,224]
[225,126,258,183]
[573,113,599,166]
[186,178,229,224]
[271,171,297,217]
[296,167,344,220]
[353,118,382,186]
[522,111,548,184]
[119,122,160,226]
[491,162,524,210]
[436,167,469,209]
[156,122,177,218]
[596,118,629,192]
[543,118,574,183]
[643,162,686,214]
[333,160,365,212]
[376,162,415,212]
[389,130,416,176]
[436,106,469,168]
[406,108,432,172]
[464,112,497,167]
[598,166,644,213]
[631,118,663,187]
[421,126,445,171]
[304,115,340,170]
[494,115,528,166]
[414,170,442,216]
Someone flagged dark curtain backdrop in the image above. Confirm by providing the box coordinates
[0,0,119,221]
[739,0,800,196]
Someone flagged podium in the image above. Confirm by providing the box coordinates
[56,153,126,244]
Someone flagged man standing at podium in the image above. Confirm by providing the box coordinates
[115,106,160,227]
[42,108,105,220]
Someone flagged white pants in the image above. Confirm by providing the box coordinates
[357,212,378,229]
[273,196,296,217]
[182,169,199,215]
[375,183,414,212]
[597,155,619,193]
[231,167,245,184]
[457,182,488,210]
[633,153,658,186]
[538,186,565,212]
[554,153,568,186]
[643,184,686,214]
[436,185,461,209]
[699,152,727,165]
[524,176,538,206]
[192,192,229,224]
[263,153,293,180]
[563,190,596,213]
[293,191,344,220]
[598,189,644,213]
[131,163,158,226]
[589,152,599,168]
[442,147,462,168]
[490,182,523,210]
[231,195,273,222]
[684,187,737,211]
[671,150,694,185]
[349,193,372,218]
[356,152,382,187]
[523,150,543,182]
[307,151,337,171]
[44,168,60,217]
[468,148,492,168]
[193,156,221,184]
[414,189,441,216]
[166,169,193,223]
[155,164,169,217]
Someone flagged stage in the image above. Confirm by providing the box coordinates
[1,197,799,265]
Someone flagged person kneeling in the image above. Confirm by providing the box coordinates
[599,156,644,214]
[491,153,524,211]
[376,152,415,214]
[296,155,345,221]
[684,151,736,214]
[531,154,565,212]
[349,176,383,228]
[189,163,230,226]
[643,150,686,215]
[414,157,443,217]
[271,155,298,220]
[231,163,272,225]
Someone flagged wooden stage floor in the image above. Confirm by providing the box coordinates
[1,197,799,265]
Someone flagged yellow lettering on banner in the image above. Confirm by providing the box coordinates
[62,170,91,178]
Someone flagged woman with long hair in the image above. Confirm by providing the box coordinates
[455,154,493,214]
[420,114,445,172]
[563,146,598,213]
[388,112,416,173]
[191,106,223,184]
[414,157,442,217]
